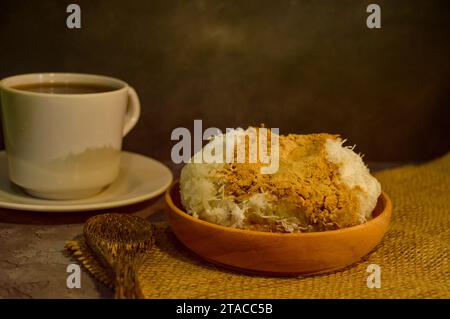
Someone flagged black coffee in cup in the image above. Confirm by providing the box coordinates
[12,82,117,94]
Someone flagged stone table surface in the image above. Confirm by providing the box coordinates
[0,161,402,299]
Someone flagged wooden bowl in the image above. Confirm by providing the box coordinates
[165,181,392,275]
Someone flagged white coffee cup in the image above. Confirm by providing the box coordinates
[0,73,140,200]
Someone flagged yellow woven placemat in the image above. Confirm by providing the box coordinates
[67,153,450,298]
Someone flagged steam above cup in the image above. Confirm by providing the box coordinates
[0,73,141,200]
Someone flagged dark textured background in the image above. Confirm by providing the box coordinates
[1,0,449,162]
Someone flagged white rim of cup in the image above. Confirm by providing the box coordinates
[0,72,129,98]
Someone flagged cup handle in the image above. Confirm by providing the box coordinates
[123,86,141,136]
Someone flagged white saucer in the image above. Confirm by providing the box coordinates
[0,151,173,212]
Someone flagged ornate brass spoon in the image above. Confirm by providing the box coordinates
[83,213,155,299]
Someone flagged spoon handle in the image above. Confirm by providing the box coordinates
[114,256,140,299]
